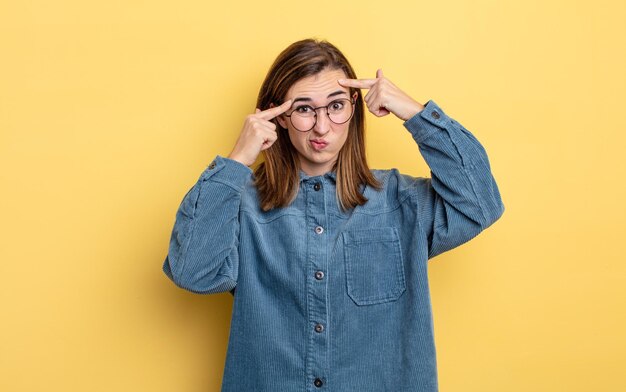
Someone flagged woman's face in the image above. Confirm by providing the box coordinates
[277,68,357,177]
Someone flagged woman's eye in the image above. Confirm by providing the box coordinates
[329,101,345,111]
[296,106,312,113]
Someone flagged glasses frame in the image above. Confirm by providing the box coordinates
[283,97,356,132]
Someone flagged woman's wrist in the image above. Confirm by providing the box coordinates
[400,101,425,121]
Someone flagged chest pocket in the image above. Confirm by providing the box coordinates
[342,227,406,306]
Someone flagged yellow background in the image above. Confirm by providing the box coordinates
[1,0,625,391]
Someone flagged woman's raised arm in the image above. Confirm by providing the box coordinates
[162,156,252,294]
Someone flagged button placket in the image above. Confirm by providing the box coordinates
[304,177,329,390]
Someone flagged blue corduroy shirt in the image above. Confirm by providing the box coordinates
[163,100,504,391]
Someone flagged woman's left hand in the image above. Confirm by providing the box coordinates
[338,69,425,121]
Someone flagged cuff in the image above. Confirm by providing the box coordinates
[199,155,253,191]
[403,100,452,144]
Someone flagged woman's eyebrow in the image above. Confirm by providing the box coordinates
[327,90,347,98]
[292,90,348,104]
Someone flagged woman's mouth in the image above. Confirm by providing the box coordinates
[310,139,328,150]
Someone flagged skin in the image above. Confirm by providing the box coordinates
[228,68,425,175]
[276,68,355,176]
[338,69,425,121]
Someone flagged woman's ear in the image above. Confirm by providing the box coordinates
[276,115,287,129]
[276,114,287,129]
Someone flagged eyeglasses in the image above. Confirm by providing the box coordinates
[283,98,355,132]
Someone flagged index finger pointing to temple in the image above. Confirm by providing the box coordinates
[258,99,293,120]
[337,78,377,89]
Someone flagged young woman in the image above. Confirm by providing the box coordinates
[163,39,504,392]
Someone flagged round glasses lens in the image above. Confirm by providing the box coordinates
[327,99,353,124]
[291,107,316,131]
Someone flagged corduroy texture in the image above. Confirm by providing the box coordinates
[163,100,504,391]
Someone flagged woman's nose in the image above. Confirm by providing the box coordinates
[312,111,331,135]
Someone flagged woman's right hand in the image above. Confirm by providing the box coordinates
[228,99,292,167]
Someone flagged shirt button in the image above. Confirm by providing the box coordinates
[315,226,324,235]
[208,161,216,170]
[315,323,324,333]
[314,378,323,388]
[315,271,325,280]
[313,182,322,191]
[431,110,441,119]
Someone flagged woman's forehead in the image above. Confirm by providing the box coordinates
[286,69,349,101]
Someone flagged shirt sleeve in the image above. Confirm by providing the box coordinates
[402,100,505,259]
[162,155,252,294]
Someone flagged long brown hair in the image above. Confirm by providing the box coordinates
[254,39,381,211]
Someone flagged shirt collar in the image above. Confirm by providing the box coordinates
[298,169,337,183]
